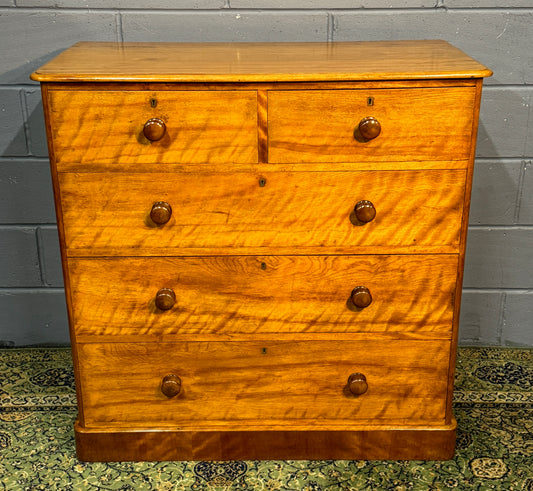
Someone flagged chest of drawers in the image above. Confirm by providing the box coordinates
[32,41,491,462]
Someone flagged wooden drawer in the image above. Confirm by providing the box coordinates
[59,169,465,256]
[47,90,258,167]
[69,254,458,339]
[268,87,476,163]
[78,340,449,427]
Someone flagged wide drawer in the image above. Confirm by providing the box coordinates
[69,254,458,338]
[268,87,476,163]
[77,340,449,427]
[47,90,258,167]
[59,169,465,256]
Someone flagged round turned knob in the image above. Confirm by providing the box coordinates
[161,374,181,398]
[358,117,381,140]
[155,288,176,311]
[150,201,172,225]
[351,286,372,309]
[354,200,376,223]
[143,118,166,141]
[348,372,368,396]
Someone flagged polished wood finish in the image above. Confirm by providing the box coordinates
[357,116,381,141]
[348,372,369,396]
[154,288,176,311]
[34,41,490,461]
[268,87,476,163]
[350,286,373,309]
[77,340,449,426]
[354,200,376,224]
[161,374,182,398]
[58,170,466,256]
[30,40,491,83]
[149,201,172,226]
[74,419,457,461]
[68,255,458,338]
[143,118,166,142]
[47,89,258,166]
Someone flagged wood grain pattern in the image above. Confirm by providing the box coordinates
[30,41,491,83]
[446,78,487,424]
[48,89,258,166]
[268,87,476,163]
[59,170,465,256]
[40,84,87,425]
[77,340,449,427]
[69,255,458,338]
[74,420,457,461]
[33,41,491,462]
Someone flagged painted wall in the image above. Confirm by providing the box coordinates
[0,1,531,346]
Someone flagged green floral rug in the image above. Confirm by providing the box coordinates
[0,348,532,490]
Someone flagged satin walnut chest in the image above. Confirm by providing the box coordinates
[31,40,491,461]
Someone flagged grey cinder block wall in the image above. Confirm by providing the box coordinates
[0,1,531,346]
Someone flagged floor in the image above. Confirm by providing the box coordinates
[0,347,531,490]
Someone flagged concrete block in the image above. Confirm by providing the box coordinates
[38,227,64,287]
[24,88,49,158]
[0,0,14,6]
[0,290,69,346]
[0,10,118,85]
[518,160,533,224]
[0,88,27,157]
[0,159,56,223]
[503,292,533,347]
[469,160,521,225]
[464,228,533,289]
[231,0,436,6]
[458,291,502,346]
[332,10,533,85]
[0,228,41,287]
[17,0,224,6]
[445,0,533,6]
[476,88,530,159]
[122,11,328,42]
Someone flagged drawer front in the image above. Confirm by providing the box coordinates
[69,255,458,337]
[268,88,476,163]
[48,90,258,167]
[78,340,449,427]
[59,169,465,256]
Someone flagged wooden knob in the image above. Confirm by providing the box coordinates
[348,373,368,396]
[161,374,181,398]
[358,117,381,140]
[351,286,372,309]
[150,201,172,225]
[354,200,376,223]
[155,288,176,311]
[143,118,166,141]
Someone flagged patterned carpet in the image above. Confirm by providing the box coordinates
[0,347,532,490]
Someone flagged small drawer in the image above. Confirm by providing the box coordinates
[47,90,258,168]
[268,87,476,163]
[69,254,458,339]
[77,340,449,427]
[59,169,465,256]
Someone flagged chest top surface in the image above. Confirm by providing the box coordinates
[30,40,491,83]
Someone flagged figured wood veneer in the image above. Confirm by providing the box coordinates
[68,255,458,338]
[268,88,476,163]
[47,90,258,166]
[77,340,449,427]
[30,40,491,83]
[58,169,466,256]
[32,41,491,462]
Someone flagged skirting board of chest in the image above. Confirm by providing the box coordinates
[31,40,492,462]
